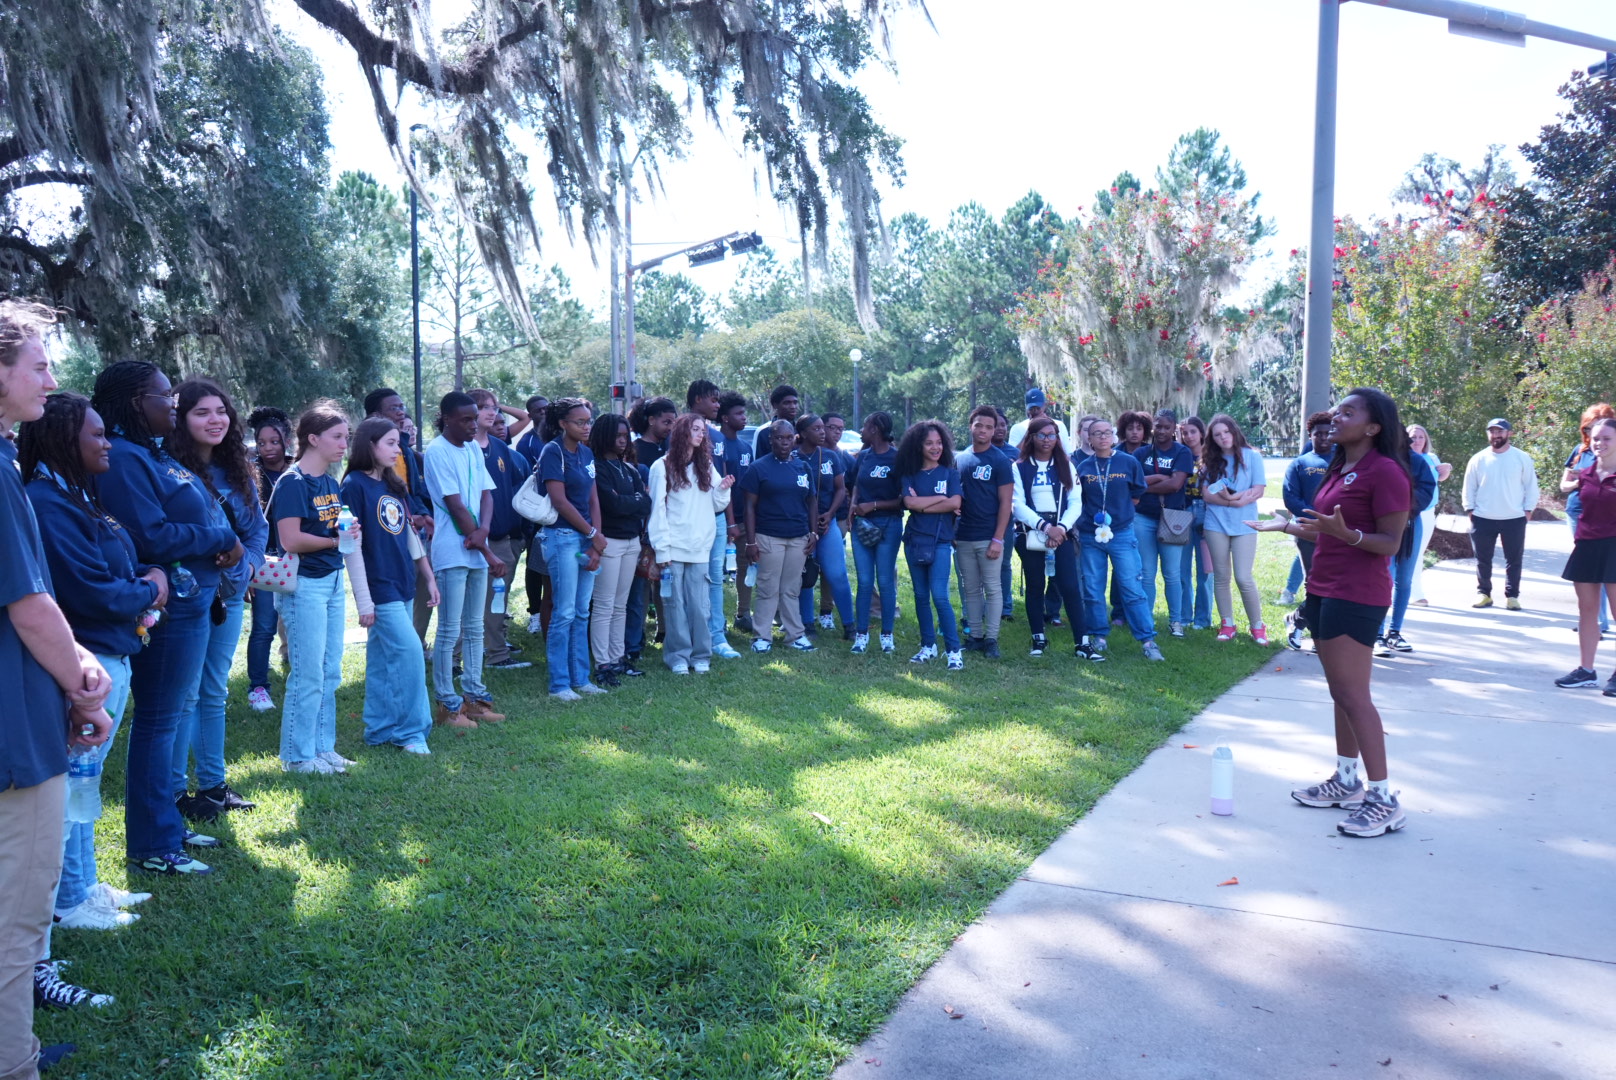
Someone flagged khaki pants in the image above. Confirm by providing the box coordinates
[0,774,65,1080]
[956,538,1005,642]
[752,534,810,644]
[482,535,518,664]
[589,536,641,668]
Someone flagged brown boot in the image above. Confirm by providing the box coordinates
[434,702,477,730]
[463,698,506,723]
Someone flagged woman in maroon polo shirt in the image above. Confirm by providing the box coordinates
[1248,388,1412,839]
[1555,416,1616,694]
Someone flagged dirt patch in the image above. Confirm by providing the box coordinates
[1429,526,1474,562]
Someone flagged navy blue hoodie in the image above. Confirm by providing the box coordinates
[26,475,160,657]
[97,436,237,611]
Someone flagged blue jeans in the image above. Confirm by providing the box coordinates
[247,585,279,691]
[1177,521,1214,629]
[1001,519,1015,617]
[279,570,346,764]
[126,594,209,860]
[172,592,244,796]
[907,541,961,651]
[543,528,599,692]
[1568,508,1613,631]
[708,513,730,646]
[1285,554,1306,594]
[853,515,901,634]
[1082,529,1157,642]
[57,655,131,911]
[625,576,648,654]
[800,520,854,629]
[1133,515,1185,626]
[433,565,490,710]
[364,601,433,747]
[1384,514,1426,636]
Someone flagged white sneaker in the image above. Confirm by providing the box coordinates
[282,758,335,774]
[751,639,772,653]
[88,883,151,910]
[851,633,869,654]
[401,742,431,755]
[1278,588,1296,605]
[788,636,817,651]
[818,614,835,630]
[526,615,543,634]
[910,644,938,664]
[1142,640,1165,662]
[692,660,710,674]
[319,750,356,769]
[247,686,274,712]
[945,650,964,670]
[550,688,583,702]
[880,633,895,653]
[575,682,608,695]
[670,663,690,675]
[54,898,139,930]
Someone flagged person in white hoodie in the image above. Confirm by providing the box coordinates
[1461,417,1540,610]
[647,413,735,674]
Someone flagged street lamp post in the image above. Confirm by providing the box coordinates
[1301,0,1616,429]
[850,348,863,425]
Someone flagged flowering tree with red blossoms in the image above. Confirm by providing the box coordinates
[1011,181,1261,419]
[1512,258,1616,480]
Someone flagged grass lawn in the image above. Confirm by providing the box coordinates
[45,533,1302,1079]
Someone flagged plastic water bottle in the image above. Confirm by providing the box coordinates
[1210,746,1235,816]
[490,576,507,614]
[336,508,358,554]
[1045,551,1056,578]
[65,746,103,823]
[660,572,674,600]
[724,541,737,573]
[170,562,199,599]
[744,563,758,588]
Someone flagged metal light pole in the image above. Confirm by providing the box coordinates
[850,348,863,424]
[1302,0,1616,428]
[408,123,428,428]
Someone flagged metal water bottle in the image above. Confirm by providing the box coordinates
[1210,746,1235,816]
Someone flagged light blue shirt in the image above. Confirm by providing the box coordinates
[1203,447,1267,536]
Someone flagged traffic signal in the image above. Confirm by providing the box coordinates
[687,242,727,266]
[728,231,763,254]
[1591,52,1615,79]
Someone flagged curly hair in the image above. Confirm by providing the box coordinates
[91,360,163,452]
[171,378,255,504]
[894,419,955,479]
[661,412,715,494]
[17,393,101,516]
[1116,409,1152,449]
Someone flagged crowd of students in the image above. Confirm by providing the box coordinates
[3,295,1449,1074]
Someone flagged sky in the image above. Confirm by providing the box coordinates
[281,0,1616,315]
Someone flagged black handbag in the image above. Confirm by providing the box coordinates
[801,553,821,589]
[905,514,944,567]
[853,515,886,548]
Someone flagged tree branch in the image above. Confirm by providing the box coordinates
[0,170,92,199]
[0,136,24,172]
[291,0,550,96]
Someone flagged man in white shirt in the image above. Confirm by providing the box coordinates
[1007,388,1075,455]
[1461,417,1540,610]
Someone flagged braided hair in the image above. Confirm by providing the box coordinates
[247,405,292,508]
[91,360,162,451]
[17,393,101,516]
[171,378,255,504]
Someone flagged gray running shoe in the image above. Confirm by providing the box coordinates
[1555,667,1599,689]
[1141,640,1165,662]
[1291,770,1366,808]
[1337,789,1406,838]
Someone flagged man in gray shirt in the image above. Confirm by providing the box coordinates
[1461,417,1540,610]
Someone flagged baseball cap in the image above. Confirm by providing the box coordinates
[1025,387,1047,408]
[1485,418,1512,432]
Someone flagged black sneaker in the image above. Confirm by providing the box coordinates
[1029,633,1047,657]
[1075,640,1094,661]
[506,643,525,655]
[594,666,622,688]
[625,651,641,664]
[196,783,256,814]
[488,658,533,670]
[174,792,220,823]
[34,961,113,1009]
[618,663,645,678]
[1605,674,1616,698]
[734,614,755,634]
[1384,631,1413,653]
[1284,611,1304,651]
[961,637,984,652]
[983,639,1000,659]
[1001,613,1014,623]
[1555,666,1599,689]
[38,1043,76,1071]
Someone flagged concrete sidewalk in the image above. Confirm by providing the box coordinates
[835,522,1616,1080]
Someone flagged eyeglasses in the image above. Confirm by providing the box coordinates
[138,392,178,406]
[1033,431,1059,440]
[563,415,592,426]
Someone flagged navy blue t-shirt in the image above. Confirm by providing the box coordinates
[0,437,68,790]
[270,467,343,578]
[955,445,1014,542]
[721,430,754,479]
[538,439,596,532]
[341,473,417,606]
[739,454,815,538]
[803,447,845,516]
[835,449,857,521]
[850,446,902,518]
[902,465,962,544]
[1133,441,1195,517]
[481,436,529,541]
[1074,452,1147,535]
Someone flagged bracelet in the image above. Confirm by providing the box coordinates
[585,528,598,540]
[1349,529,1364,546]
[989,537,1004,545]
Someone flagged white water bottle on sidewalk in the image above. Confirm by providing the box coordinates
[1210,746,1235,816]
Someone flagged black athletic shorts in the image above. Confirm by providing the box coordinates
[1301,591,1386,649]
